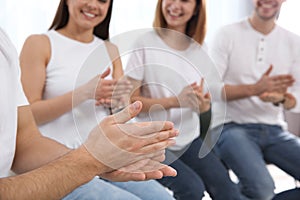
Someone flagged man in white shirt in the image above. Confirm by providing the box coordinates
[0,28,177,199]
[209,0,300,199]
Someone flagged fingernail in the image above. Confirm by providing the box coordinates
[131,101,140,111]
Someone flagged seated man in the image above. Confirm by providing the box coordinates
[209,0,300,199]
[0,28,177,199]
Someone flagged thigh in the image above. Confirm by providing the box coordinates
[158,150,205,200]
[264,129,300,180]
[213,124,275,200]
[180,137,243,200]
[110,180,175,200]
[62,177,141,200]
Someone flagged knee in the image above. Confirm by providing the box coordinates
[176,178,205,199]
[241,179,275,200]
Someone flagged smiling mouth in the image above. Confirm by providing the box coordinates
[82,11,97,18]
[258,1,277,9]
[167,8,183,18]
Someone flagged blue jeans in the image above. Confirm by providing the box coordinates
[63,177,174,200]
[212,123,300,200]
[158,137,243,200]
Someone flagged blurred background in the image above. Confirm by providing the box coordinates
[1,0,299,52]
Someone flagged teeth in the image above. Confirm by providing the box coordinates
[167,7,180,17]
[169,10,180,17]
[259,0,276,8]
[261,4,273,8]
[83,12,95,18]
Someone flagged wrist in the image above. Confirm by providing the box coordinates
[250,83,261,97]
[75,146,108,176]
[169,96,179,108]
[73,86,90,104]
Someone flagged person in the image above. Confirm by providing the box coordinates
[209,0,300,199]
[19,0,176,199]
[125,0,243,199]
[0,26,177,199]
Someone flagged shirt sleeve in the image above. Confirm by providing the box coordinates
[208,27,232,81]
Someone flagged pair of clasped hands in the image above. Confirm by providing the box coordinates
[80,68,178,181]
[256,65,296,109]
[177,78,211,114]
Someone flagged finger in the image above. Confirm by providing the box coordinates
[143,129,179,144]
[200,78,204,89]
[151,152,166,162]
[204,92,211,100]
[100,68,111,78]
[139,139,176,154]
[264,64,273,76]
[157,165,177,177]
[120,121,175,137]
[118,159,151,173]
[112,101,142,124]
[101,170,147,182]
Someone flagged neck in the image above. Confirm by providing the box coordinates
[159,29,190,51]
[249,15,276,35]
[59,25,94,43]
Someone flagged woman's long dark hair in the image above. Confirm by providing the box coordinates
[49,0,113,40]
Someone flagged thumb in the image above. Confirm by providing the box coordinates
[112,101,142,124]
[264,65,273,76]
[101,68,111,79]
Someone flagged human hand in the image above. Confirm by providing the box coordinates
[259,92,285,103]
[84,101,179,173]
[80,68,116,102]
[101,77,133,113]
[177,79,210,113]
[177,82,198,108]
[282,93,296,110]
[100,157,177,182]
[188,78,211,114]
[259,92,296,110]
[255,65,294,95]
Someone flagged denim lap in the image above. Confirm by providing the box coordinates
[62,177,141,200]
[212,123,300,200]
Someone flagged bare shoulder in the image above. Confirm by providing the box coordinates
[23,34,50,49]
[20,34,51,64]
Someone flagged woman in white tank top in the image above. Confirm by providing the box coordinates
[19,0,175,199]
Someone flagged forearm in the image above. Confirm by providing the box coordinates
[31,88,88,125]
[224,84,258,101]
[131,96,178,112]
[12,134,70,174]
[1,147,104,200]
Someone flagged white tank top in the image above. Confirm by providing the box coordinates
[39,30,112,148]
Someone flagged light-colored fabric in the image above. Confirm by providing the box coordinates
[39,30,112,149]
[209,19,300,129]
[125,30,220,151]
[284,111,300,136]
[0,28,28,178]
